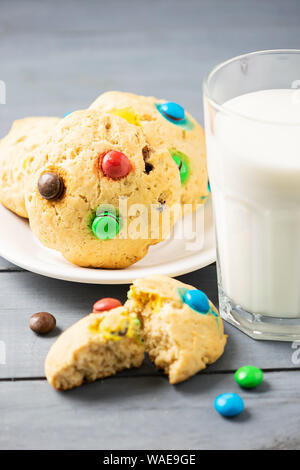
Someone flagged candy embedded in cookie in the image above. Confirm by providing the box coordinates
[91,206,120,241]
[45,307,145,391]
[160,102,185,121]
[93,297,122,313]
[125,275,227,384]
[180,288,219,322]
[169,149,190,185]
[101,150,132,179]
[89,309,142,343]
[109,107,141,126]
[155,101,195,131]
[37,171,65,201]
[89,92,208,209]
[181,289,210,312]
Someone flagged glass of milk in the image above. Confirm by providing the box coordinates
[203,50,300,341]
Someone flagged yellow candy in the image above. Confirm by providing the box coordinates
[89,310,141,343]
[89,317,103,334]
[110,107,141,126]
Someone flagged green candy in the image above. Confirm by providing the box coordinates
[234,365,264,389]
[169,149,190,185]
[92,212,120,240]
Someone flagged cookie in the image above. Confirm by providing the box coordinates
[90,91,209,211]
[25,110,181,268]
[0,117,60,218]
[45,307,144,390]
[126,275,227,384]
[45,275,226,390]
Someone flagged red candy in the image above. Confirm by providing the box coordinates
[101,151,131,179]
[92,297,122,313]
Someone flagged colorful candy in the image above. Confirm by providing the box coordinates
[169,149,189,185]
[93,297,122,313]
[110,107,141,126]
[155,102,194,130]
[38,172,65,201]
[214,393,244,417]
[183,289,210,313]
[63,111,72,118]
[92,210,120,240]
[29,312,56,334]
[159,102,185,121]
[234,365,264,389]
[101,150,132,179]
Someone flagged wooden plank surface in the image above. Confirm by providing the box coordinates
[0,266,298,379]
[1,371,300,450]
[1,0,300,135]
[1,0,300,450]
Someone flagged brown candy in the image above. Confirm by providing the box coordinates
[37,172,64,200]
[29,312,56,334]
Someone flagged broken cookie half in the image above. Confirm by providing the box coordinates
[45,307,144,390]
[45,275,227,390]
[126,275,227,384]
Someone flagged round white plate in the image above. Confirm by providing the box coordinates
[0,201,215,284]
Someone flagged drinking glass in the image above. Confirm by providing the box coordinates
[203,50,300,340]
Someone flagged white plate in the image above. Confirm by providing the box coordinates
[0,200,215,284]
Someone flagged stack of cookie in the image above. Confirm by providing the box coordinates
[0,92,208,268]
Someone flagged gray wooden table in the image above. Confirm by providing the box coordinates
[1,0,300,450]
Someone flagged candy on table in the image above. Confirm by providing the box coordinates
[93,297,122,313]
[234,365,264,389]
[29,312,56,334]
[38,172,65,201]
[214,393,244,417]
[101,150,132,179]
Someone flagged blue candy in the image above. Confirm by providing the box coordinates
[214,393,244,417]
[160,102,185,120]
[183,289,210,313]
[63,111,72,117]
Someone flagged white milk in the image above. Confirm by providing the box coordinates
[206,89,300,317]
